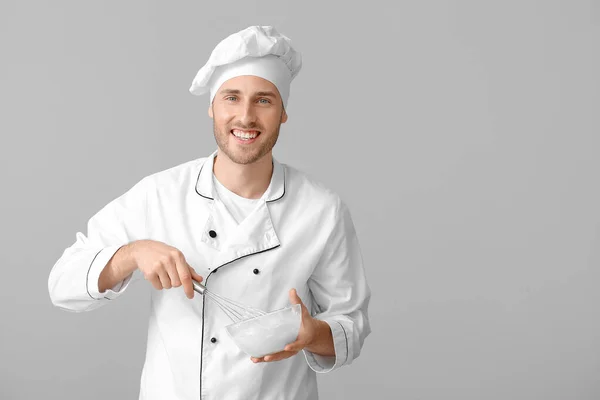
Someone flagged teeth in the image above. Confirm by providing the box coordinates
[232,129,258,140]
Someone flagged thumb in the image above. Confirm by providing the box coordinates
[289,288,302,305]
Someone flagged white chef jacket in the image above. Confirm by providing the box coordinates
[48,149,371,400]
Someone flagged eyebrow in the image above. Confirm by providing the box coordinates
[255,91,277,98]
[219,89,277,98]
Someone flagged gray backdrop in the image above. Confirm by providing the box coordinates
[1,1,599,399]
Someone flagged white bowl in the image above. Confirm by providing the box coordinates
[225,304,302,358]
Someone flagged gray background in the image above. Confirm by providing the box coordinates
[1,1,599,399]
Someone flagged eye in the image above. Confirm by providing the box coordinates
[258,98,271,104]
[225,96,237,101]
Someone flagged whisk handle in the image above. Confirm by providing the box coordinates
[192,280,206,295]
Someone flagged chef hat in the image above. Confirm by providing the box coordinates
[189,26,302,109]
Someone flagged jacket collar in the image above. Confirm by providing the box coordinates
[195,149,286,203]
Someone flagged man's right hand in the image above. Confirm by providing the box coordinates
[99,239,203,299]
[129,240,203,299]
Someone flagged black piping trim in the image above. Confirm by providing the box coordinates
[213,244,280,272]
[198,243,281,394]
[199,273,209,397]
[266,165,286,203]
[194,161,214,200]
[194,160,286,203]
[86,249,104,300]
[336,321,349,365]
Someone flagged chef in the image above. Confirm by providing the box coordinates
[48,25,371,400]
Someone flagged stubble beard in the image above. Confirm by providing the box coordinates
[212,120,282,165]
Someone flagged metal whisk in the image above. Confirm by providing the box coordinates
[192,280,266,323]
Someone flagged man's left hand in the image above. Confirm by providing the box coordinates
[250,288,323,363]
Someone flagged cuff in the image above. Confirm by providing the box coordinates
[86,245,135,300]
[303,318,349,373]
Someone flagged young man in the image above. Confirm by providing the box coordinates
[48,26,371,400]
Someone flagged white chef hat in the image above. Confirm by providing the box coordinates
[189,26,302,109]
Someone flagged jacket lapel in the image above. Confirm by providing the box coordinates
[195,150,286,270]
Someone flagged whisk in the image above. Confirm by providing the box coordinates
[192,280,266,324]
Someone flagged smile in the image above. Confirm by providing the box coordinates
[231,129,261,142]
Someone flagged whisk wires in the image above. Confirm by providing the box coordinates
[203,287,266,323]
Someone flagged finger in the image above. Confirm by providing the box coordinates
[156,268,171,289]
[175,259,193,299]
[148,275,162,291]
[284,340,305,353]
[166,260,182,288]
[251,357,264,363]
[190,267,203,283]
[263,351,297,362]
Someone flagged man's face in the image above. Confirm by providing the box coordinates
[209,75,288,165]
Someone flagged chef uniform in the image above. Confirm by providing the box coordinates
[48,26,371,400]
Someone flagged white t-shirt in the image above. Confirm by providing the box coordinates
[212,174,265,225]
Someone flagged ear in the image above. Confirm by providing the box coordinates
[281,108,288,123]
[208,104,214,119]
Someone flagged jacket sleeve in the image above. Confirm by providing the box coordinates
[303,197,372,373]
[48,176,150,312]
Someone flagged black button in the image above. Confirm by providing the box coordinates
[209,230,217,238]
[253,268,260,275]
[210,337,217,343]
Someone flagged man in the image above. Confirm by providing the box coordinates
[49,26,371,400]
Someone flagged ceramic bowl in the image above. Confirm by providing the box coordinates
[225,304,302,358]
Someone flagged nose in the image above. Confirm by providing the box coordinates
[239,100,257,127]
